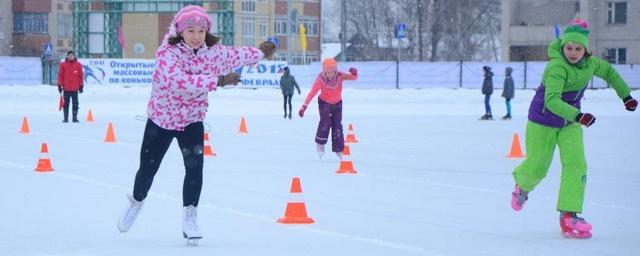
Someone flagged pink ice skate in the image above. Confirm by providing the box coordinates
[511,185,528,211]
[560,212,592,239]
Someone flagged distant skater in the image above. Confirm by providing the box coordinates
[298,58,358,159]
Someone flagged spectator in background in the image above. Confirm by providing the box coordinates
[480,65,494,120]
[502,67,515,120]
[57,50,84,123]
[280,66,301,119]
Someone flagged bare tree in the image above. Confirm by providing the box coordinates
[329,0,500,61]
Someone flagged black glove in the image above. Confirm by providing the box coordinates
[79,86,83,94]
[575,113,596,127]
[623,96,637,111]
[217,72,241,87]
[58,86,63,93]
[258,41,276,59]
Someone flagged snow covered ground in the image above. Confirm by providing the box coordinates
[0,85,638,256]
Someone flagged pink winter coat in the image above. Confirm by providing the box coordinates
[303,71,358,106]
[148,36,264,131]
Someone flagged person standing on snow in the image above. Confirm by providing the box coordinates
[57,50,84,123]
[116,5,276,242]
[298,58,357,159]
[280,66,301,119]
[501,67,515,120]
[510,18,637,239]
[480,65,494,120]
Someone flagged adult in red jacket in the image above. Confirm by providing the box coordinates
[57,51,84,123]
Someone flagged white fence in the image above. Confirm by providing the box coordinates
[0,57,42,85]
[1,56,638,89]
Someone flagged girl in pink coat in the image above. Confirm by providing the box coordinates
[298,58,358,158]
[117,5,276,242]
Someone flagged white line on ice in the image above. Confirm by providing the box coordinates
[0,159,441,256]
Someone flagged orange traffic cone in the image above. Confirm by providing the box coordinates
[336,144,357,174]
[277,177,315,224]
[203,132,216,157]
[86,109,94,122]
[507,133,525,158]
[344,123,358,143]
[238,117,248,134]
[34,143,54,172]
[20,117,30,134]
[104,122,117,143]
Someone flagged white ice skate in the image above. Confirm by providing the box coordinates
[316,143,325,159]
[183,205,203,246]
[117,195,144,233]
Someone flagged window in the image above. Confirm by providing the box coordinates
[302,18,319,36]
[241,0,256,12]
[607,2,627,24]
[14,13,48,34]
[259,21,267,40]
[88,13,104,54]
[208,13,218,33]
[274,19,287,35]
[57,14,72,38]
[605,48,627,64]
[242,18,255,46]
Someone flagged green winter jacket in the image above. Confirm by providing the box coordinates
[541,38,631,121]
[280,70,301,96]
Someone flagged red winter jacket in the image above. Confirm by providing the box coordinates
[58,59,84,91]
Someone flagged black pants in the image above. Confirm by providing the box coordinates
[132,119,204,206]
[63,91,79,120]
[283,94,293,116]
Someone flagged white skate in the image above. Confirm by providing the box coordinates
[316,143,325,159]
[183,205,203,246]
[117,195,144,233]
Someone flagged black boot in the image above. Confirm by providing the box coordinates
[72,110,79,123]
[63,109,69,123]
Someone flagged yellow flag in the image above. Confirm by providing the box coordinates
[299,23,307,51]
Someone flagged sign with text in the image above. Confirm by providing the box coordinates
[74,59,286,88]
[75,58,155,86]
[237,60,287,88]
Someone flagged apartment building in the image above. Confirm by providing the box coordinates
[501,0,640,64]
[1,0,321,64]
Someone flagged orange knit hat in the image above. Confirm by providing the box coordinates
[322,58,337,72]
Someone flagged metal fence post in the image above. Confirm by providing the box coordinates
[459,60,463,88]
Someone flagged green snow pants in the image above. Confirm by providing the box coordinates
[513,121,587,213]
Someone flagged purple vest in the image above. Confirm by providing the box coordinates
[528,84,586,128]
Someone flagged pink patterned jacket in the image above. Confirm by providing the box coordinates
[148,36,264,131]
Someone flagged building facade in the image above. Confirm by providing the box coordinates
[232,0,320,64]
[1,0,321,64]
[502,0,640,64]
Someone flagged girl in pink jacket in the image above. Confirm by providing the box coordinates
[117,5,275,242]
[298,58,358,158]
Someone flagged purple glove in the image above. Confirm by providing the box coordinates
[298,105,307,118]
[623,96,637,111]
[575,113,596,127]
[349,67,358,77]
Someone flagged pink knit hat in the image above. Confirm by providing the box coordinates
[169,5,211,36]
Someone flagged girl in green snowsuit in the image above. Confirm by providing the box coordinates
[510,18,637,238]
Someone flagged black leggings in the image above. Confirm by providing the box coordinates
[283,94,292,115]
[132,119,204,206]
